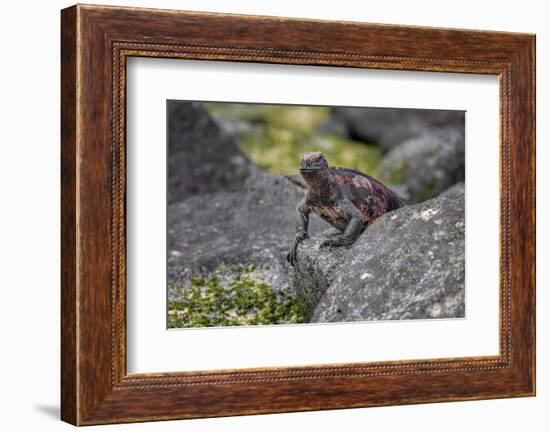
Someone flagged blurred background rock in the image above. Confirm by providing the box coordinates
[204,102,465,203]
[167,101,465,328]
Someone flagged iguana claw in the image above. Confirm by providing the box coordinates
[287,232,308,266]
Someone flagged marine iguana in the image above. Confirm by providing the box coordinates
[287,151,406,266]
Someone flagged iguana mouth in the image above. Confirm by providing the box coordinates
[300,167,323,173]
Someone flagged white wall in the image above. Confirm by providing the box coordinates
[0,0,546,430]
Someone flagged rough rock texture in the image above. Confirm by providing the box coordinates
[167,105,328,299]
[167,101,254,203]
[331,107,464,152]
[168,169,328,298]
[291,228,350,319]
[167,101,466,325]
[378,126,465,203]
[291,183,465,322]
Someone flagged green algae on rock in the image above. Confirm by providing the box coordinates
[168,264,305,328]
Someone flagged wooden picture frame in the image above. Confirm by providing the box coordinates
[61,4,535,425]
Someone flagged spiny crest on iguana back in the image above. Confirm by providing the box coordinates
[325,167,406,217]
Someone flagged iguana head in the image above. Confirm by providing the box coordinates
[300,152,329,196]
[300,152,328,173]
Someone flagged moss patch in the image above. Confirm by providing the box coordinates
[168,264,305,328]
[204,103,382,176]
[239,128,382,175]
[379,159,409,184]
[204,103,329,132]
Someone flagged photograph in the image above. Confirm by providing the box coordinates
[167,100,466,328]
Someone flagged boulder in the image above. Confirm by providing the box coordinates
[291,183,465,322]
[167,101,253,203]
[331,107,464,152]
[377,126,465,203]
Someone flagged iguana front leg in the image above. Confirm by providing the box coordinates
[320,199,364,248]
[287,197,311,266]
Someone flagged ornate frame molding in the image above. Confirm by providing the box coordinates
[61,5,535,425]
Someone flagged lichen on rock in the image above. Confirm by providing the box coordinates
[291,183,466,322]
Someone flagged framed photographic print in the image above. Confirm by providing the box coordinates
[61,4,535,425]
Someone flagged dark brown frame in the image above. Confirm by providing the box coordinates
[61,4,536,426]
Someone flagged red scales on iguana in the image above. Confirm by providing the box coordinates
[287,151,406,266]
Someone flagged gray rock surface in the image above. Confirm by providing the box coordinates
[167,169,328,297]
[167,101,254,203]
[331,107,464,152]
[291,183,465,322]
[378,126,465,203]
[166,105,329,298]
[291,228,349,319]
